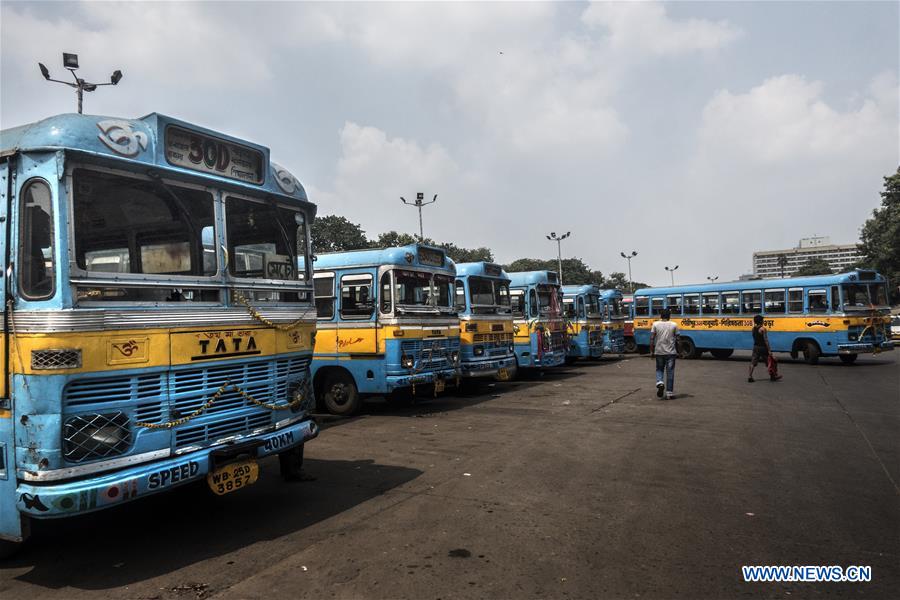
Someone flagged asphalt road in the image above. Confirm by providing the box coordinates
[2,350,898,599]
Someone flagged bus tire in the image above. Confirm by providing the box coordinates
[278,443,305,482]
[839,353,858,364]
[802,341,821,365]
[677,338,699,359]
[0,539,23,560]
[321,371,361,416]
[624,338,637,353]
[637,345,650,355]
[710,349,734,359]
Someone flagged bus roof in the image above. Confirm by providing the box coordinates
[314,243,456,272]
[561,284,599,296]
[455,262,510,281]
[599,288,624,300]
[633,270,886,297]
[0,112,311,206]
[507,270,560,287]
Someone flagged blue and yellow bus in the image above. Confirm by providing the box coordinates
[599,288,627,354]
[455,262,517,380]
[561,285,604,361]
[507,271,568,369]
[632,270,894,363]
[311,244,461,414]
[0,113,319,554]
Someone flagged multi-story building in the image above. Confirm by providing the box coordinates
[753,237,861,278]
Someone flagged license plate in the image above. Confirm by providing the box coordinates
[497,367,510,381]
[434,379,446,393]
[207,459,259,496]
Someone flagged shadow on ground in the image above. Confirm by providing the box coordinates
[9,457,422,591]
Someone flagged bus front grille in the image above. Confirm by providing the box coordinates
[401,339,459,369]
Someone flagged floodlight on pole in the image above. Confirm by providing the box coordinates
[400,192,437,241]
[665,265,680,286]
[546,231,571,285]
[37,53,123,114]
[707,275,719,283]
[619,250,638,293]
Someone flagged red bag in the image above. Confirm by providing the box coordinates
[767,355,778,377]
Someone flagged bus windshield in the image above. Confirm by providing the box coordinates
[586,294,601,317]
[467,277,510,314]
[843,283,889,310]
[536,284,561,316]
[393,269,455,314]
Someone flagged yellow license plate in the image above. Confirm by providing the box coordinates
[497,367,510,381]
[207,460,259,496]
[434,379,445,393]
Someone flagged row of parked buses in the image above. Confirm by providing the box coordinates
[0,113,893,554]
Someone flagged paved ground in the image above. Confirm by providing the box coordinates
[1,350,898,599]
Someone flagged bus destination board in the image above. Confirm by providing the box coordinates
[165,126,264,184]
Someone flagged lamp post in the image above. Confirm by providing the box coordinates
[546,231,571,284]
[664,265,679,286]
[620,251,637,293]
[707,275,719,283]
[38,53,122,114]
[400,192,437,242]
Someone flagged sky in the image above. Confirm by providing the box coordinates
[1,1,898,286]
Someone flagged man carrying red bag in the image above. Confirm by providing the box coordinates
[749,314,783,382]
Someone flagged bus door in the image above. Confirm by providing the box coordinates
[1,159,21,542]
[313,272,338,354]
[337,273,377,354]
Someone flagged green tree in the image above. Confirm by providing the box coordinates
[437,242,493,263]
[370,230,427,248]
[310,215,369,253]
[504,257,603,285]
[369,231,493,264]
[794,258,833,276]
[858,167,900,302]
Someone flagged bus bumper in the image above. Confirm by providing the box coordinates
[534,351,567,368]
[15,417,318,519]
[386,368,460,391]
[460,356,517,378]
[837,341,894,354]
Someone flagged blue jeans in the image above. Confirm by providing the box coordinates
[655,354,676,392]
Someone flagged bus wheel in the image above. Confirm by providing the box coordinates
[322,372,361,416]
[0,539,23,560]
[278,444,305,482]
[710,349,734,359]
[802,341,821,365]
[624,338,637,353]
[677,338,698,359]
[637,345,650,355]
[839,353,858,364]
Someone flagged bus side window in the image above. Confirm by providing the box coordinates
[635,297,649,316]
[650,297,664,315]
[742,291,761,314]
[20,179,55,300]
[314,275,334,319]
[830,286,840,312]
[340,274,374,319]
[764,289,786,313]
[721,292,740,314]
[380,272,392,313]
[701,293,719,315]
[563,301,575,319]
[528,289,538,317]
[788,289,803,313]
[667,295,683,316]
[683,294,699,315]
[454,279,466,312]
[577,297,585,319]
[807,289,827,313]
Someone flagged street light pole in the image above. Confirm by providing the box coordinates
[546,231,571,284]
[620,251,638,293]
[38,53,122,114]
[400,192,437,241]
[665,265,679,286]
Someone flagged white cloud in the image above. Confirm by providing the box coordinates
[582,1,742,56]
[697,72,899,164]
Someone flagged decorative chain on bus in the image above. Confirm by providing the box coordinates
[232,290,308,331]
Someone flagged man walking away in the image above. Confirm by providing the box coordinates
[749,314,782,382]
[650,308,678,399]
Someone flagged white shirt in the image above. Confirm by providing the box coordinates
[651,320,678,355]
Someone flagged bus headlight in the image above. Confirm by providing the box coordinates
[401,354,415,369]
[473,345,484,356]
[450,351,460,365]
[63,412,132,463]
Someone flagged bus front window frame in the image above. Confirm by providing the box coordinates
[19,177,56,301]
